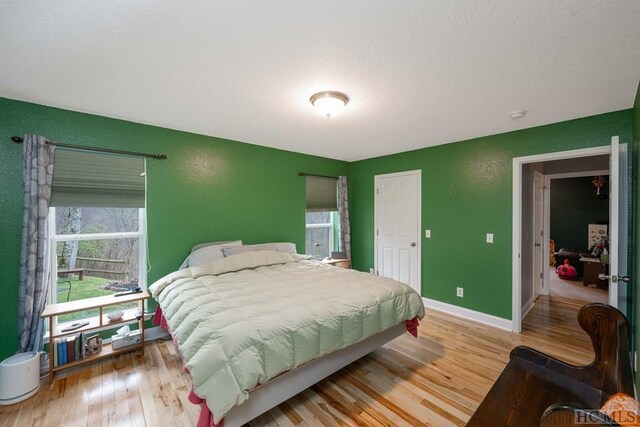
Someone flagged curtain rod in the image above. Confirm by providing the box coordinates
[10,136,167,160]
[298,172,338,180]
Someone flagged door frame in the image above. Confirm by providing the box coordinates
[512,145,611,333]
[532,170,544,302]
[541,169,610,297]
[374,169,422,293]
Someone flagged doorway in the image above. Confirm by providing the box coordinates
[374,170,421,293]
[544,170,610,306]
[512,138,630,333]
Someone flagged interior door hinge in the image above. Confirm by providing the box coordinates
[376,188,379,195]
[540,272,543,279]
[376,229,379,236]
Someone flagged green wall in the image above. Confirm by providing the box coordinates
[0,97,348,361]
[550,176,609,251]
[349,110,633,319]
[1,95,636,363]
[633,82,640,387]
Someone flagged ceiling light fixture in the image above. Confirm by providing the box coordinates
[310,91,349,118]
[509,110,526,120]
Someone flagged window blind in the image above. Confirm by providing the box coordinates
[305,176,337,212]
[51,149,146,208]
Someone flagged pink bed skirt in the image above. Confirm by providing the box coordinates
[405,317,420,337]
[153,305,420,427]
[154,306,222,427]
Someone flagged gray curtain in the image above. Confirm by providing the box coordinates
[337,176,351,260]
[18,135,55,353]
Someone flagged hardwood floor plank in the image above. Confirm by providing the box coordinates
[0,295,597,427]
[333,376,414,427]
[281,394,324,426]
[310,382,374,427]
[340,369,430,427]
[279,400,304,425]
[298,389,342,427]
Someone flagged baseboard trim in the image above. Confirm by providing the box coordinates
[423,298,513,331]
[522,297,535,319]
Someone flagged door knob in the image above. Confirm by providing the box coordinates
[598,273,631,284]
[534,243,541,247]
[410,242,416,247]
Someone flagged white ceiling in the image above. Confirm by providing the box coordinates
[1,1,639,161]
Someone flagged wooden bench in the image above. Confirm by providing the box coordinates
[57,268,84,280]
[467,303,634,427]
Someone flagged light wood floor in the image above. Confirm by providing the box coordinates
[0,296,594,427]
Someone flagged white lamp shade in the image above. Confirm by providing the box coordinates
[310,91,349,118]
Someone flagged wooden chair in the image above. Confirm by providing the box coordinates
[467,303,633,427]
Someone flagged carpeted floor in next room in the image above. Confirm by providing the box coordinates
[548,272,608,304]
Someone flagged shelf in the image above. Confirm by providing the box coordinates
[101,308,141,328]
[42,291,148,383]
[42,290,149,318]
[51,308,142,338]
[51,341,143,372]
[52,317,101,338]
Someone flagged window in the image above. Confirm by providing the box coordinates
[305,211,339,259]
[304,176,339,259]
[49,207,146,322]
[47,149,147,325]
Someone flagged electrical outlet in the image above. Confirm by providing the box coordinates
[425,229,431,238]
[369,268,374,274]
[486,233,494,243]
[456,287,464,298]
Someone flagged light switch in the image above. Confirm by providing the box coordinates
[486,233,494,243]
[425,230,431,238]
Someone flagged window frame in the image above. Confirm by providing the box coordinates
[305,211,335,259]
[47,207,148,329]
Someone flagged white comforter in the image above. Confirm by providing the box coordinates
[149,250,425,423]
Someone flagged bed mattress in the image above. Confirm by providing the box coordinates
[149,250,425,423]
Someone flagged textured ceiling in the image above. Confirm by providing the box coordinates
[1,1,639,161]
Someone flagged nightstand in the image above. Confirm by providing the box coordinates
[322,259,351,269]
[580,257,608,290]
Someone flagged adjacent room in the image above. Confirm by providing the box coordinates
[1,2,640,426]
[549,172,610,304]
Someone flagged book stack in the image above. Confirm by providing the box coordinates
[53,332,87,366]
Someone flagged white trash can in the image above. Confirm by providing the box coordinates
[0,352,40,405]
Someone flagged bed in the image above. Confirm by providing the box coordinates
[149,249,425,426]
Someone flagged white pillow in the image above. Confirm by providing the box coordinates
[222,242,297,257]
[179,240,242,269]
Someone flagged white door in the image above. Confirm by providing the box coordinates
[374,170,421,293]
[607,136,630,312]
[532,171,544,299]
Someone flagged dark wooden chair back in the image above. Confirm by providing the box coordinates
[467,303,634,427]
[576,303,632,395]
